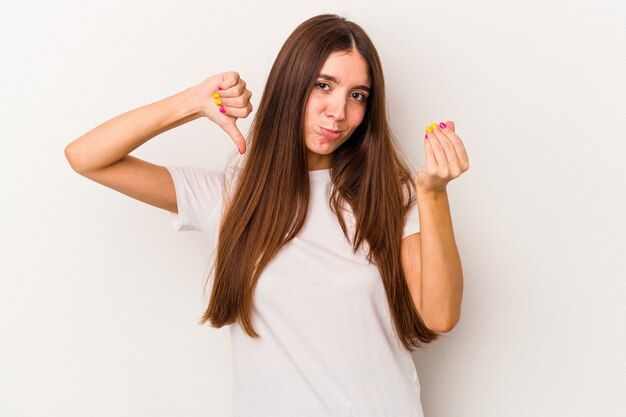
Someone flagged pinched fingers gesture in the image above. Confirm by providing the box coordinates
[416,121,470,192]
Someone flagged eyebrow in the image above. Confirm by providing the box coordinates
[318,73,371,93]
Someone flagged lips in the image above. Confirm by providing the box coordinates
[320,126,342,140]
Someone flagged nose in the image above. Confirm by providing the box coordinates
[324,93,346,121]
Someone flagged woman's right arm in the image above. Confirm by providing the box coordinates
[64,72,252,213]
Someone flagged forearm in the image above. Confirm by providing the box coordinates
[416,187,464,331]
[65,86,201,173]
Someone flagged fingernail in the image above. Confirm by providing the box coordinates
[431,123,438,130]
[213,93,220,99]
[218,86,222,91]
[426,126,433,133]
[424,133,428,139]
[220,106,226,113]
[215,98,222,105]
[439,122,447,129]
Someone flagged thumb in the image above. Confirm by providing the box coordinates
[219,71,239,90]
[221,122,247,154]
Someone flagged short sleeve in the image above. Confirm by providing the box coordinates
[166,166,226,245]
[402,191,421,239]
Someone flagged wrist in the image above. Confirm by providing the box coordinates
[415,181,447,199]
[180,86,204,120]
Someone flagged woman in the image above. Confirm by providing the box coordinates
[65,13,467,417]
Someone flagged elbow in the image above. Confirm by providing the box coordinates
[430,321,456,334]
[64,144,82,173]
[425,321,448,333]
[427,320,455,334]
[425,312,461,333]
[64,144,75,167]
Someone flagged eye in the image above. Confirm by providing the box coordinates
[351,92,368,102]
[316,82,330,90]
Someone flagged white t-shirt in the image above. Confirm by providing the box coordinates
[166,165,423,417]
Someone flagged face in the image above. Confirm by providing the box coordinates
[303,50,371,170]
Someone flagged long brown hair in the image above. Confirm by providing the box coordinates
[199,14,440,350]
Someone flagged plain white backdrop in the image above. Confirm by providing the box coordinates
[1,0,624,416]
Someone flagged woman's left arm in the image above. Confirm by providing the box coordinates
[401,120,469,332]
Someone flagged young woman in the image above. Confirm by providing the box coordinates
[65,13,467,417]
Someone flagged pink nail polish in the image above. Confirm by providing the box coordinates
[439,122,447,129]
[218,86,222,91]
[424,133,428,139]
[220,106,226,113]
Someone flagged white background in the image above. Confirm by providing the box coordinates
[1,0,624,416]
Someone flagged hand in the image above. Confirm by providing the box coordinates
[416,121,470,193]
[193,71,253,154]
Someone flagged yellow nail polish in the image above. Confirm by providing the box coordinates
[213,93,220,99]
[431,123,438,130]
[426,126,433,133]
[215,99,222,105]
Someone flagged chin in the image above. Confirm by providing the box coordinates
[306,139,333,152]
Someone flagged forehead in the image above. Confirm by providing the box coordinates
[318,51,370,87]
